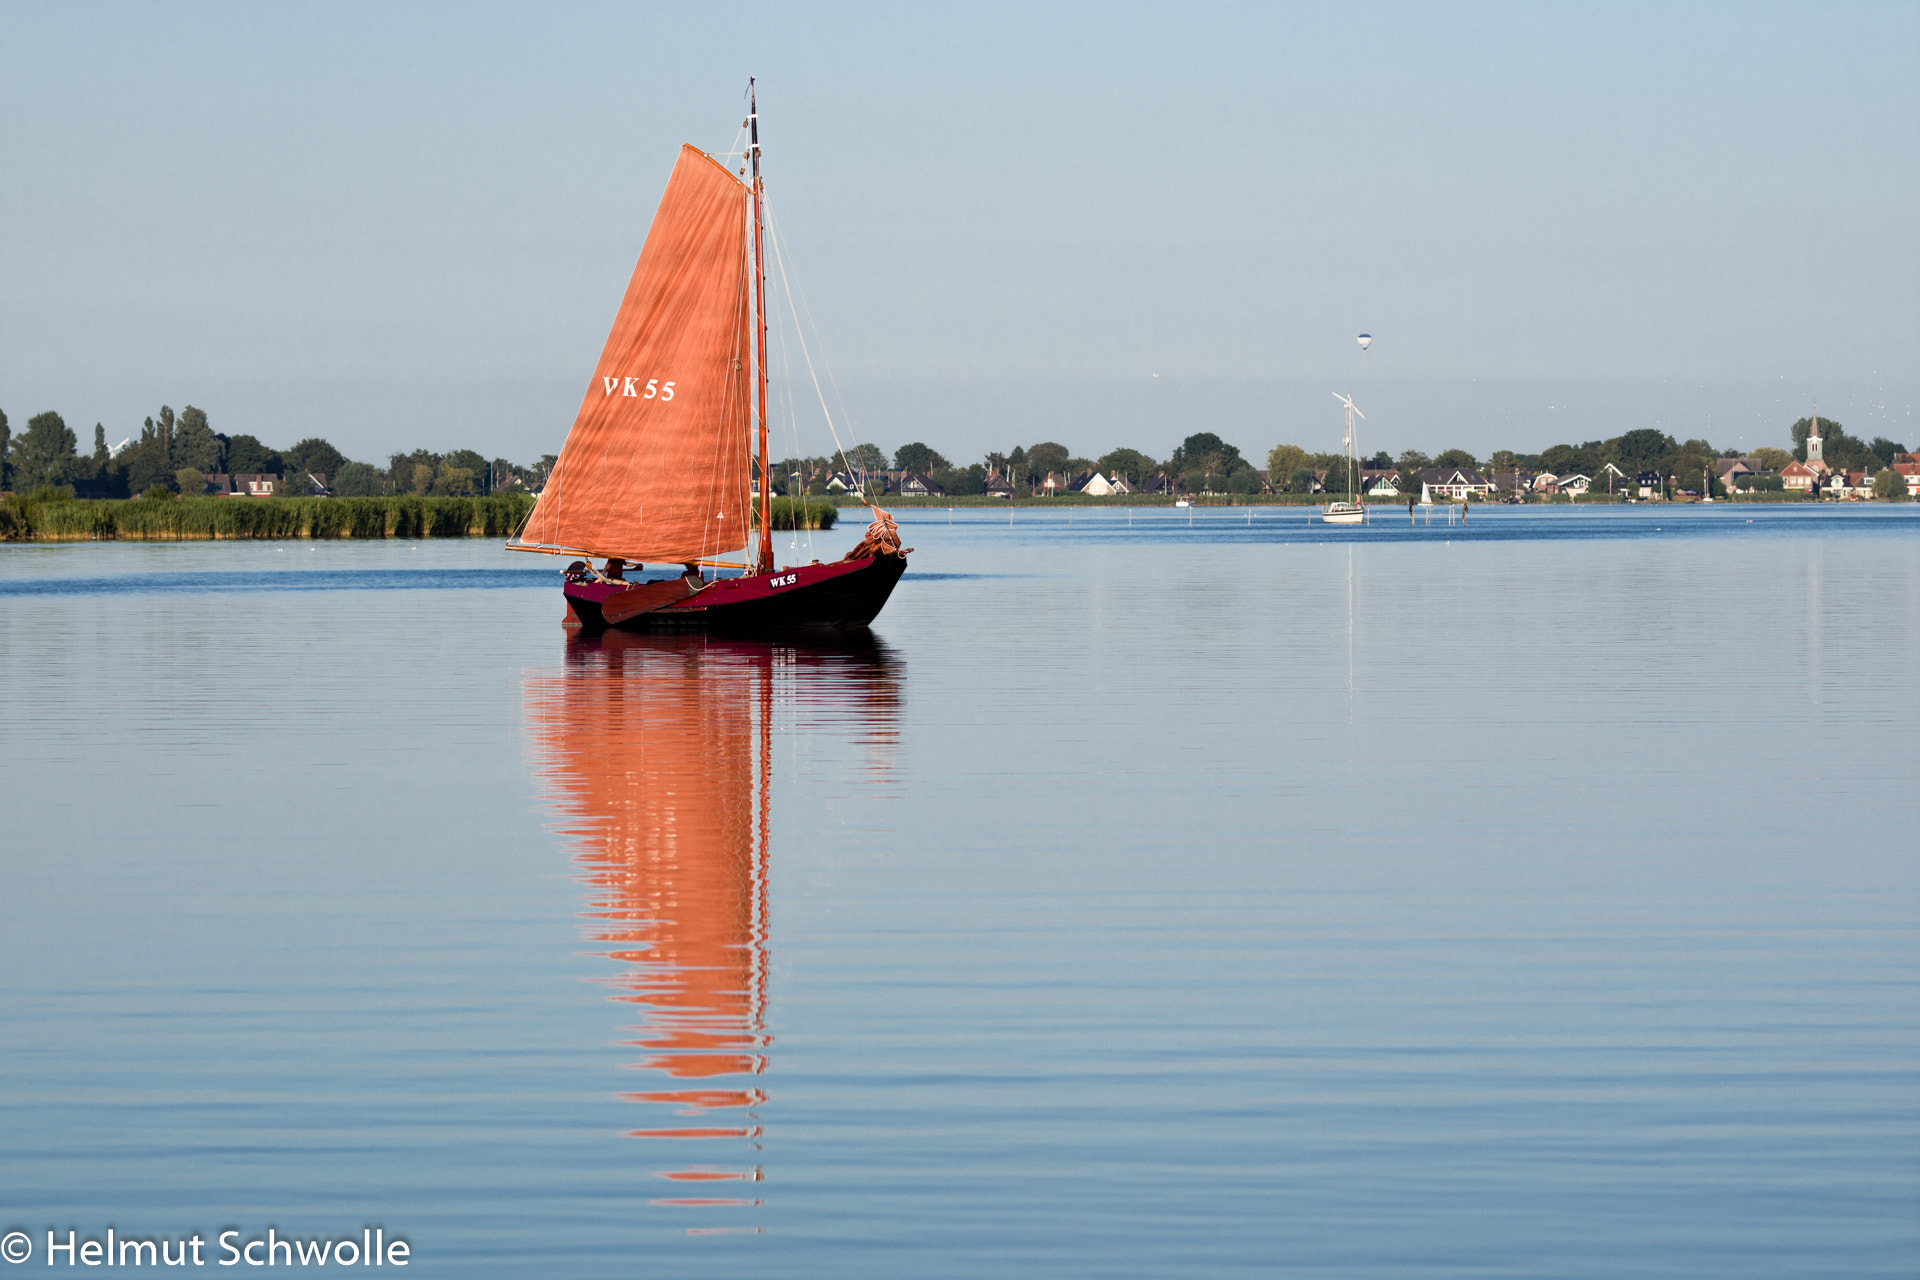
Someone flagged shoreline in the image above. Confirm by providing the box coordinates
[0,494,836,542]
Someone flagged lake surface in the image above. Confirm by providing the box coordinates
[3,504,1916,1277]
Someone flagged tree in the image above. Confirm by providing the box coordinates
[1397,449,1432,473]
[441,449,488,491]
[848,443,888,474]
[1434,448,1479,470]
[1867,437,1909,469]
[1098,447,1154,485]
[1753,447,1793,472]
[933,463,987,496]
[331,461,382,496]
[1170,432,1243,477]
[227,435,281,477]
[1267,444,1307,487]
[121,418,176,495]
[1603,428,1675,478]
[8,411,81,489]
[172,406,223,472]
[1670,442,1716,495]
[434,465,477,496]
[893,442,948,473]
[285,437,347,482]
[0,407,9,489]
[1489,450,1517,475]
[92,424,109,467]
[147,407,177,467]
[1025,442,1069,485]
[391,449,439,494]
[1227,468,1260,495]
[175,468,206,496]
[1873,468,1907,499]
[1288,467,1316,494]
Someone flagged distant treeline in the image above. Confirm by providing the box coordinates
[7,401,1908,509]
[0,405,554,500]
[778,421,1913,499]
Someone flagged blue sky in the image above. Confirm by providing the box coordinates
[3,1,1915,466]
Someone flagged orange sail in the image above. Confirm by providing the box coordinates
[516,145,753,563]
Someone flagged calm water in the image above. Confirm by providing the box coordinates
[2,504,1916,1277]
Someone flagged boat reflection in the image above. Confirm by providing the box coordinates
[524,629,900,1217]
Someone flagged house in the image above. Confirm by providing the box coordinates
[192,473,234,497]
[1780,460,1820,492]
[1106,474,1134,495]
[1531,472,1562,494]
[1070,470,1108,495]
[1067,468,1121,495]
[1714,457,1761,489]
[897,470,943,498]
[1892,453,1920,491]
[1846,471,1874,499]
[984,476,1014,499]
[825,471,860,493]
[1490,470,1536,495]
[1362,469,1401,497]
[1635,470,1663,499]
[1418,467,1494,500]
[234,473,281,497]
[1137,471,1174,494]
[1555,473,1593,496]
[1038,471,1066,495]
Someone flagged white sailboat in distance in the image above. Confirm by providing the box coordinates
[1321,392,1369,525]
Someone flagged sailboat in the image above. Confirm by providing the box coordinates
[508,82,909,632]
[1320,392,1369,525]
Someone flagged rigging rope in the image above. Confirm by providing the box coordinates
[769,262,811,555]
[761,194,862,496]
[767,200,864,466]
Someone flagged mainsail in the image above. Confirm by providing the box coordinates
[515,146,753,563]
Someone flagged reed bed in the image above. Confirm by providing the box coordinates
[0,492,538,541]
[766,497,838,530]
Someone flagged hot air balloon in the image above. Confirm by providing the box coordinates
[1357,334,1373,351]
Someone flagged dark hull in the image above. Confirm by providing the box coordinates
[564,554,906,634]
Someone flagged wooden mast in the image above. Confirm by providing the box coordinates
[749,79,774,575]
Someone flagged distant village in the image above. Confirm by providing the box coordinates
[771,415,1915,504]
[2,404,1914,504]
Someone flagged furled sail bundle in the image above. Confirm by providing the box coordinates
[515,146,753,563]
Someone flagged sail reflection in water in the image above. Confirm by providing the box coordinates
[524,632,899,1222]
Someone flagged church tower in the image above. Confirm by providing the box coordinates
[1806,410,1825,472]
